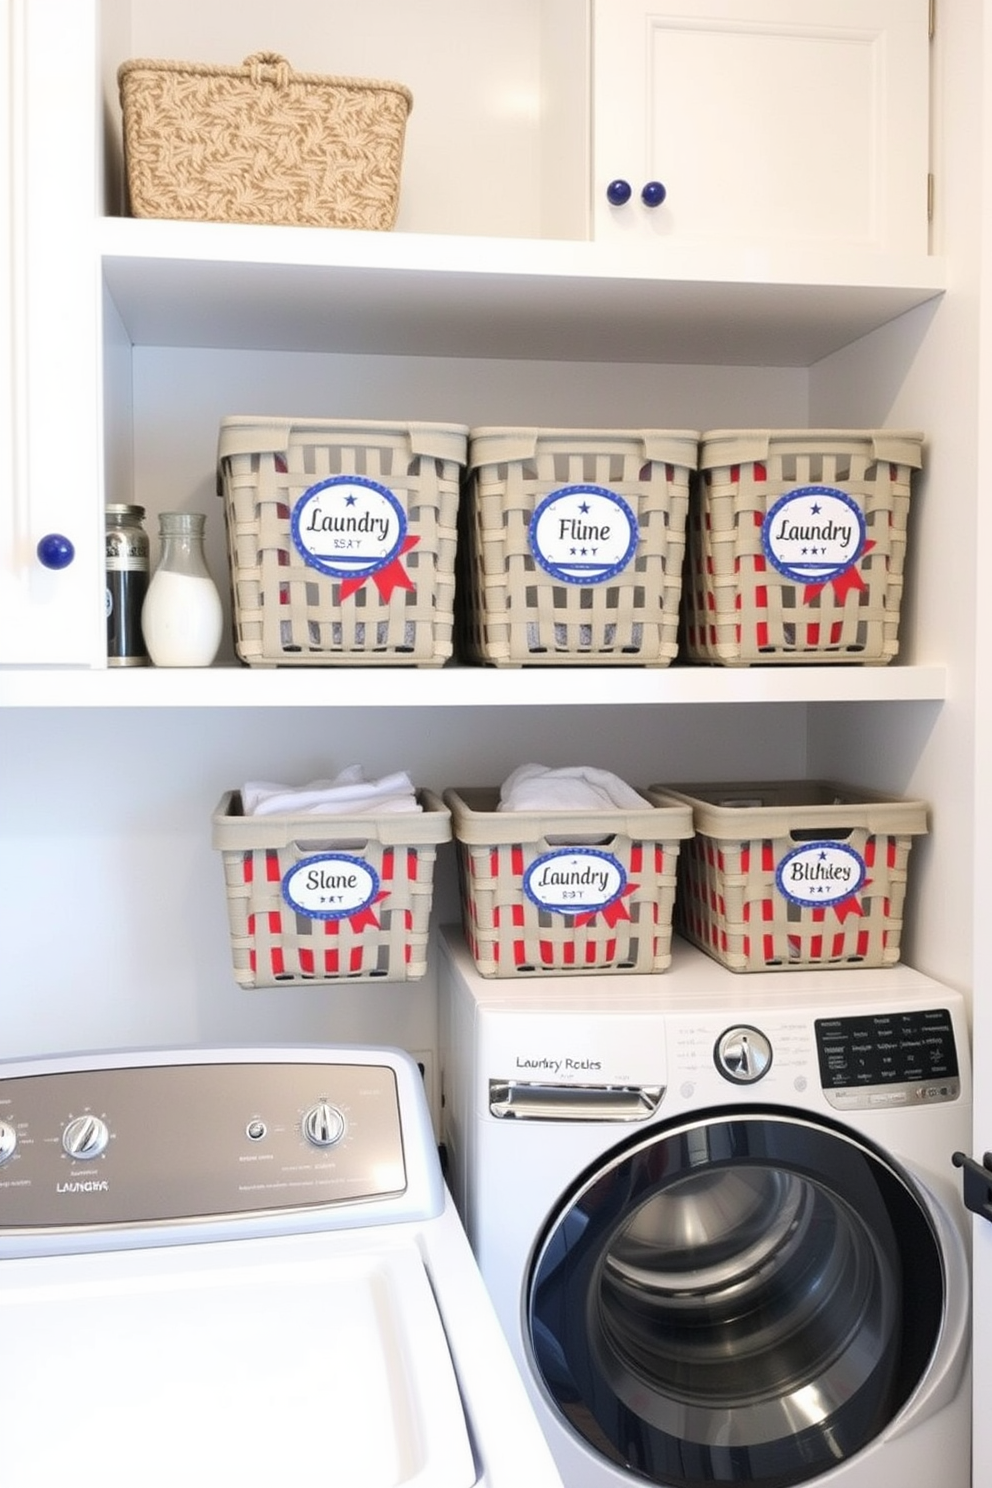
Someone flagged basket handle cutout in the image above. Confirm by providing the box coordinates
[543,834,616,847]
[789,827,854,843]
[291,838,369,853]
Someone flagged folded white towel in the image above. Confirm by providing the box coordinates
[499,763,649,812]
[242,765,421,816]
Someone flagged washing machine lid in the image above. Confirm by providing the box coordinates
[0,1227,477,1488]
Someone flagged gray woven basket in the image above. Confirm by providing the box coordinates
[217,417,467,666]
[460,427,698,666]
[119,53,413,229]
[683,429,924,666]
[212,789,451,987]
[657,781,929,973]
[445,786,694,977]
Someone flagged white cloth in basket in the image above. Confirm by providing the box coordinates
[241,764,421,815]
[499,763,649,812]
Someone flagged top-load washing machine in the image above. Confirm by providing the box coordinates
[0,1042,563,1488]
[438,927,972,1488]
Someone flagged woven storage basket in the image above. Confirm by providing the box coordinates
[444,786,694,977]
[118,53,412,230]
[460,427,698,665]
[217,417,467,665]
[657,781,928,973]
[683,429,924,665]
[212,789,450,987]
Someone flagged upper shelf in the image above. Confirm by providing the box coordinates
[99,218,946,367]
[0,663,948,709]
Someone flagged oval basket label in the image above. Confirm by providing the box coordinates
[523,848,627,915]
[282,853,380,921]
[529,485,639,585]
[291,475,407,580]
[761,485,866,585]
[775,842,867,909]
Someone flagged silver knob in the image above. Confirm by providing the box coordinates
[715,1026,773,1084]
[0,1120,17,1165]
[62,1114,110,1161]
[302,1102,346,1149]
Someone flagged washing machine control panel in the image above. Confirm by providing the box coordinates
[0,1060,408,1233]
[814,1007,960,1110]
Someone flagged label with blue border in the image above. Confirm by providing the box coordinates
[761,485,866,585]
[529,485,639,585]
[775,842,867,909]
[282,852,380,921]
[291,475,407,580]
[524,848,627,915]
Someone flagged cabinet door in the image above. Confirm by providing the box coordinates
[0,0,103,665]
[593,0,931,255]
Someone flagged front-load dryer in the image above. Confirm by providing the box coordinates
[438,927,972,1488]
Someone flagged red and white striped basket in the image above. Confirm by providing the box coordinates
[444,786,693,977]
[682,429,924,665]
[657,781,928,973]
[212,789,450,987]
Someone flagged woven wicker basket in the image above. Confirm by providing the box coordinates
[683,429,924,665]
[460,427,698,666]
[445,786,694,977]
[213,789,450,988]
[658,781,928,973]
[118,53,413,230]
[217,417,467,666]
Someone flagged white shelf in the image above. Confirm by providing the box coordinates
[100,218,946,366]
[0,664,948,709]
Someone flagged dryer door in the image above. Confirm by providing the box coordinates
[527,1110,946,1488]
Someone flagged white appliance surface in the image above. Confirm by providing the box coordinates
[0,1044,563,1488]
[438,927,973,1488]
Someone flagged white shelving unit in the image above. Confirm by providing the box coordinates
[11,2,992,1469]
[0,0,982,1213]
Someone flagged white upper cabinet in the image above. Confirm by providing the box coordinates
[0,0,104,665]
[593,0,931,255]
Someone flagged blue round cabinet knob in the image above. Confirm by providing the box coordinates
[606,179,633,206]
[36,533,75,570]
[641,180,667,208]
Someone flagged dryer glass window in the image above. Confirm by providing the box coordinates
[528,1113,944,1488]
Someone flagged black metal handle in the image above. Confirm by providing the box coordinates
[952,1150,992,1222]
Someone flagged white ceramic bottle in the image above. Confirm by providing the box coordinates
[141,512,224,667]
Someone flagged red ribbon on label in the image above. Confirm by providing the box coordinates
[811,879,870,923]
[802,539,875,606]
[573,883,636,928]
[339,535,420,601]
[346,890,390,932]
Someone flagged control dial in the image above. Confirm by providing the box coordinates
[715,1026,773,1084]
[302,1102,346,1149]
[62,1114,110,1161]
[0,1120,17,1165]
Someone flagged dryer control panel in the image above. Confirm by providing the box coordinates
[814,1007,960,1111]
